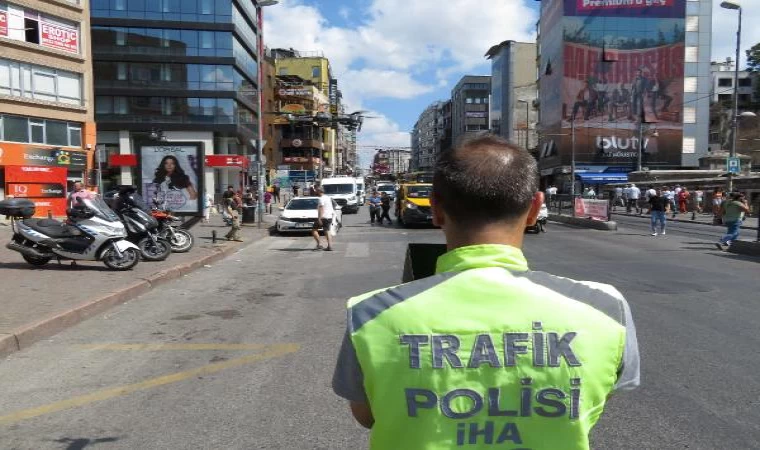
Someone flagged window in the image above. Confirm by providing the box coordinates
[718,78,732,87]
[682,136,695,154]
[0,115,82,146]
[684,77,697,93]
[684,47,698,63]
[30,120,45,143]
[683,107,696,123]
[686,16,699,32]
[739,78,752,87]
[718,94,732,102]
[312,66,321,78]
[466,98,473,104]
[279,68,288,76]
[739,94,751,103]
[0,59,83,105]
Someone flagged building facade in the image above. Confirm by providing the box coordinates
[271,49,338,179]
[90,0,263,207]
[410,100,451,171]
[0,0,95,216]
[486,40,538,153]
[537,0,712,191]
[710,59,758,107]
[451,75,490,146]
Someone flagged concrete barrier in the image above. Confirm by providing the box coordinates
[549,213,617,231]
[728,240,760,257]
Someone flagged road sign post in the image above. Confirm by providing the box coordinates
[727,157,741,176]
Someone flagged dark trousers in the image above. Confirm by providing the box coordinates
[627,199,639,213]
[379,207,391,224]
[369,206,380,223]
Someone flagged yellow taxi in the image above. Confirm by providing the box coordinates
[395,183,433,226]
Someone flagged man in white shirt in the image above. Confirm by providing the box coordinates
[311,187,335,251]
[628,183,641,214]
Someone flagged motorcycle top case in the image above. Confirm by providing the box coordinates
[0,198,36,218]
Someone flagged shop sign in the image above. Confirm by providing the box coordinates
[278,88,311,97]
[6,183,66,198]
[466,112,487,118]
[292,139,303,148]
[0,11,8,37]
[280,104,307,114]
[0,144,87,169]
[40,21,79,53]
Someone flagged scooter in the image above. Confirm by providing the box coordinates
[108,187,172,261]
[151,209,194,253]
[1,197,141,270]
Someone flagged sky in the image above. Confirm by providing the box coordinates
[264,0,759,170]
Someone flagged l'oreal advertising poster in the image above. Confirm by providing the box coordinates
[139,143,202,214]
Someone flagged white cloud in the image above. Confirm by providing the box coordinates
[711,3,760,67]
[340,69,435,99]
[264,0,538,152]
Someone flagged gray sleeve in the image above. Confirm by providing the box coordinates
[615,297,641,391]
[332,329,368,403]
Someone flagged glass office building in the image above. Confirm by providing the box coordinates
[90,0,261,195]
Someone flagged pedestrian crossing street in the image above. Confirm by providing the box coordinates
[263,236,405,259]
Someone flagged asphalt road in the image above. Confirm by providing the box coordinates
[1,210,759,449]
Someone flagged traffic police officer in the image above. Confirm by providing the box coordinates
[332,135,640,450]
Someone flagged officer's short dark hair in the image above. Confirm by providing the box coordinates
[433,134,538,226]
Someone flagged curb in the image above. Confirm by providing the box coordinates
[611,213,759,230]
[0,230,270,360]
[728,240,760,257]
[549,213,617,231]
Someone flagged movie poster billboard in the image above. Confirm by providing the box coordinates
[558,0,686,168]
[138,143,203,214]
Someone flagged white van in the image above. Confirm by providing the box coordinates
[355,178,366,205]
[321,177,360,213]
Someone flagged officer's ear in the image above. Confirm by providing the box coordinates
[430,194,445,229]
[524,192,542,227]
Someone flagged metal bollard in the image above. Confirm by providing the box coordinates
[212,229,217,244]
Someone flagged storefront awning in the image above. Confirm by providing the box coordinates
[575,172,629,183]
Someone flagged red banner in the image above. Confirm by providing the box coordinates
[40,21,79,53]
[0,11,8,37]
[109,154,138,167]
[563,42,684,84]
[204,155,248,167]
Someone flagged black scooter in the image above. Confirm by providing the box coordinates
[107,187,172,261]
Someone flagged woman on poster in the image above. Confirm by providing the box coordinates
[153,155,198,210]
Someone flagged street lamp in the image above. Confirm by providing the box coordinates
[542,121,577,217]
[721,0,742,192]
[517,100,531,151]
[255,0,278,225]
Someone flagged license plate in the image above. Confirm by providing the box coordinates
[295,223,312,228]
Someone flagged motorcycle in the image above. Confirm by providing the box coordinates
[151,209,194,253]
[1,197,141,270]
[107,187,172,261]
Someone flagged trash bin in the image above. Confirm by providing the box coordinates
[402,243,447,283]
[242,206,256,224]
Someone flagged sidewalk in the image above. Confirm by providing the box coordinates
[611,210,759,230]
[0,212,277,358]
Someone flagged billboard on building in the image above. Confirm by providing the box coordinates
[138,143,203,214]
[0,10,8,37]
[557,0,686,168]
[40,20,79,53]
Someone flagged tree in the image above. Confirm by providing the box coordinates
[746,43,760,72]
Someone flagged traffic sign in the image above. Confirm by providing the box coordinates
[727,157,741,175]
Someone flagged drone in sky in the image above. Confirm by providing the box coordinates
[266,110,378,132]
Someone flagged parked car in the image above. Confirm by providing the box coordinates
[275,197,343,234]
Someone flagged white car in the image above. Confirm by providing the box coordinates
[276,196,343,234]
